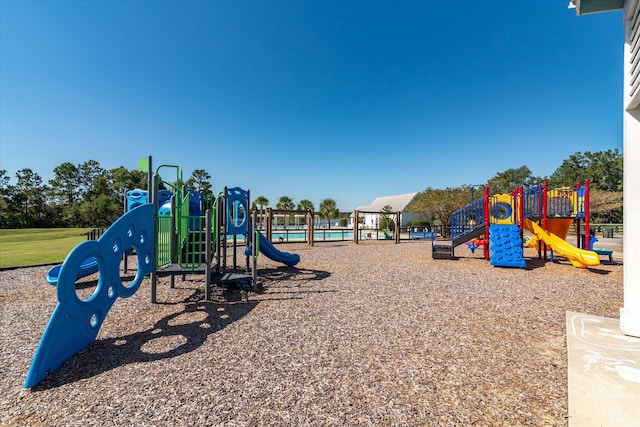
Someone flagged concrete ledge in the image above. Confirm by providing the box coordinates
[566,311,640,426]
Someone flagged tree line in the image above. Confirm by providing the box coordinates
[0,161,149,228]
[0,162,341,229]
[405,149,623,236]
[1,149,622,230]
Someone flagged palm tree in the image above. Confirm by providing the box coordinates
[276,196,294,210]
[319,198,339,229]
[254,195,269,210]
[276,196,294,227]
[297,199,314,213]
[296,199,315,229]
[252,195,270,229]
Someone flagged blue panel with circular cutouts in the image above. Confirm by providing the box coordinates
[24,203,155,389]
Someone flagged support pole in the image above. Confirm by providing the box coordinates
[353,210,359,244]
[585,179,591,251]
[308,211,314,246]
[150,173,159,304]
[266,208,273,242]
[483,186,490,261]
[542,181,548,231]
[222,187,227,272]
[170,196,177,289]
[244,189,250,271]
[215,194,222,274]
[147,155,153,204]
[252,209,258,291]
[232,234,237,269]
[575,182,581,248]
[542,181,548,260]
[205,209,212,301]
[518,185,524,235]
[576,218,582,249]
[122,194,129,274]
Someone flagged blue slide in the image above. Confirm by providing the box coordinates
[46,257,99,286]
[246,231,300,267]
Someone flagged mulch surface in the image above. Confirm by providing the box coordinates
[0,241,622,426]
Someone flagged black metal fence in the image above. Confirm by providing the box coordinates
[86,228,105,240]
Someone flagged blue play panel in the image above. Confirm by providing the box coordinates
[489,224,526,268]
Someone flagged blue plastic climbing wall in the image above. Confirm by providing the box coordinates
[489,224,526,268]
[24,203,155,388]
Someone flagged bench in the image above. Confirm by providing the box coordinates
[410,231,436,240]
[587,236,614,262]
[592,248,614,262]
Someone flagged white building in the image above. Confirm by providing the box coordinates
[572,0,639,338]
[353,192,424,229]
[563,5,640,424]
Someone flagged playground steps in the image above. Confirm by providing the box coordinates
[488,224,526,268]
[432,243,453,260]
[214,272,261,291]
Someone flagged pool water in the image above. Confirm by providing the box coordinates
[226,229,391,242]
[270,231,351,240]
[270,230,389,241]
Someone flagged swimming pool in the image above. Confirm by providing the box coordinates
[224,229,396,243]
[269,229,392,242]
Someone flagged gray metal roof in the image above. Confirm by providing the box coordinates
[356,192,418,212]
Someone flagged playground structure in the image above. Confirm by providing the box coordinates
[24,157,300,389]
[434,181,601,269]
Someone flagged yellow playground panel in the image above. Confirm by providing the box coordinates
[489,194,516,225]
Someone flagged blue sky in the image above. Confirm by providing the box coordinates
[0,0,623,211]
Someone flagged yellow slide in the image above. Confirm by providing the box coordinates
[523,219,600,268]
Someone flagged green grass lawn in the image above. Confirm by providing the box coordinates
[0,228,92,268]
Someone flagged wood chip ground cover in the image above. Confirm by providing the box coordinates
[0,241,622,426]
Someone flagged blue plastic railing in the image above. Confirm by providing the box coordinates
[451,197,485,241]
[522,185,585,219]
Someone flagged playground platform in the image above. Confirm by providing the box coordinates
[566,311,640,426]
